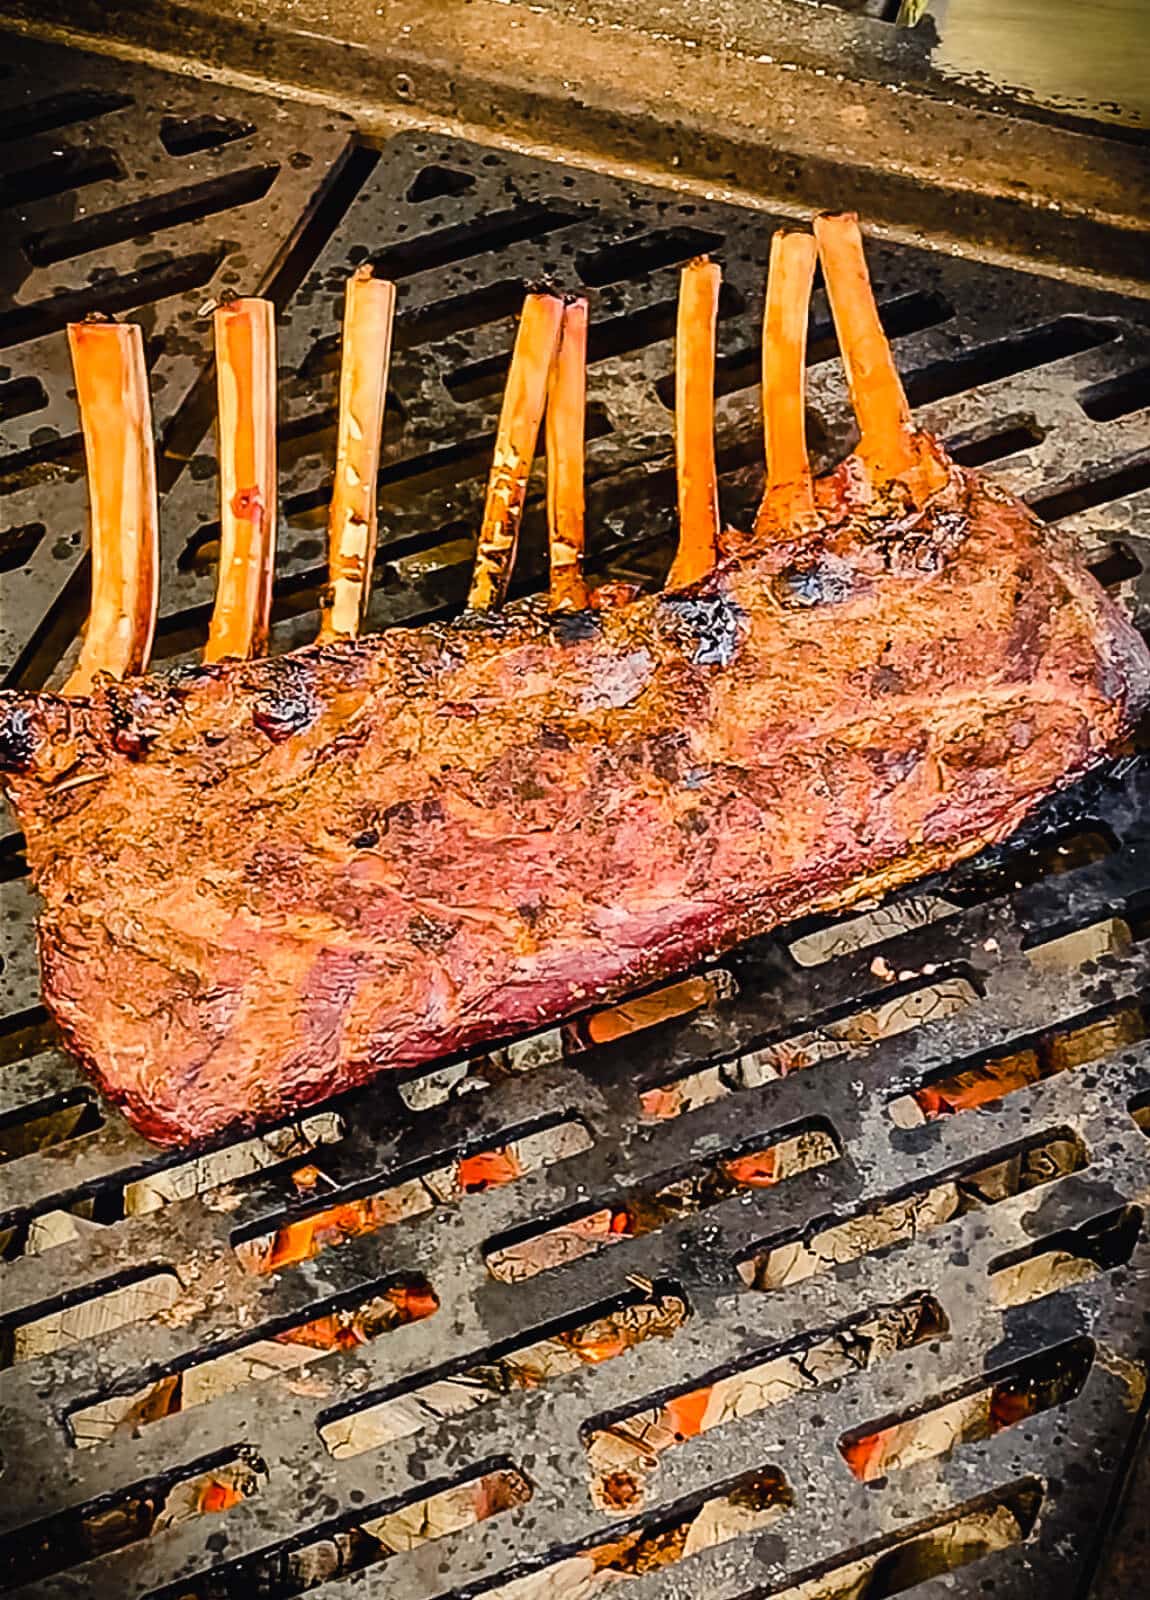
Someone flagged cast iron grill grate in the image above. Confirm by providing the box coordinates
[0,31,353,686]
[1,53,1150,1600]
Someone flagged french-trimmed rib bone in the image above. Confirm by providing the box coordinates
[756,230,818,535]
[468,292,565,612]
[667,256,722,589]
[204,297,278,663]
[813,212,946,501]
[318,265,396,644]
[64,318,159,695]
[547,297,590,612]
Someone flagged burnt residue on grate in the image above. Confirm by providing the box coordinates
[0,87,1149,1600]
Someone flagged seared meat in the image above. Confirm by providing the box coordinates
[1,217,1146,1147]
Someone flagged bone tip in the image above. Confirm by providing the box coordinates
[522,282,566,307]
[67,314,127,349]
[771,228,818,261]
[215,293,273,320]
[814,210,862,237]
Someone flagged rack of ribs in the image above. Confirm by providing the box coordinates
[1,215,1146,1147]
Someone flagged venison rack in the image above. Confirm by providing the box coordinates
[2,214,1145,1147]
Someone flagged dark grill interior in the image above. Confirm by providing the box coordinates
[1,27,1149,1600]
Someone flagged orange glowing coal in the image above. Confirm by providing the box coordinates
[914,1053,1041,1120]
[248,1146,530,1273]
[457,1147,523,1191]
[198,1476,245,1514]
[841,1425,896,1481]
[722,1150,778,1187]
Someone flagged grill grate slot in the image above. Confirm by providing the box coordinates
[0,252,224,350]
[143,1461,532,1600]
[471,1466,793,1600]
[1,1266,180,1369]
[1079,364,1150,422]
[0,378,46,424]
[159,113,256,157]
[319,1281,690,1459]
[837,1335,1094,1481]
[736,1128,1090,1293]
[22,163,281,266]
[0,145,122,208]
[903,315,1120,408]
[758,1481,1044,1600]
[0,89,133,143]
[583,1292,945,1511]
[67,1276,439,1450]
[233,1114,593,1275]
[367,205,582,281]
[0,1088,102,1164]
[0,1445,266,1590]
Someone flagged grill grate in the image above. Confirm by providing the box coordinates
[0,31,352,686]
[2,51,1150,1600]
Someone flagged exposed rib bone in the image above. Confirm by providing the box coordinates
[204,298,277,663]
[667,257,722,589]
[318,266,396,644]
[64,319,159,695]
[813,212,946,501]
[757,230,818,535]
[547,297,590,612]
[468,293,565,612]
